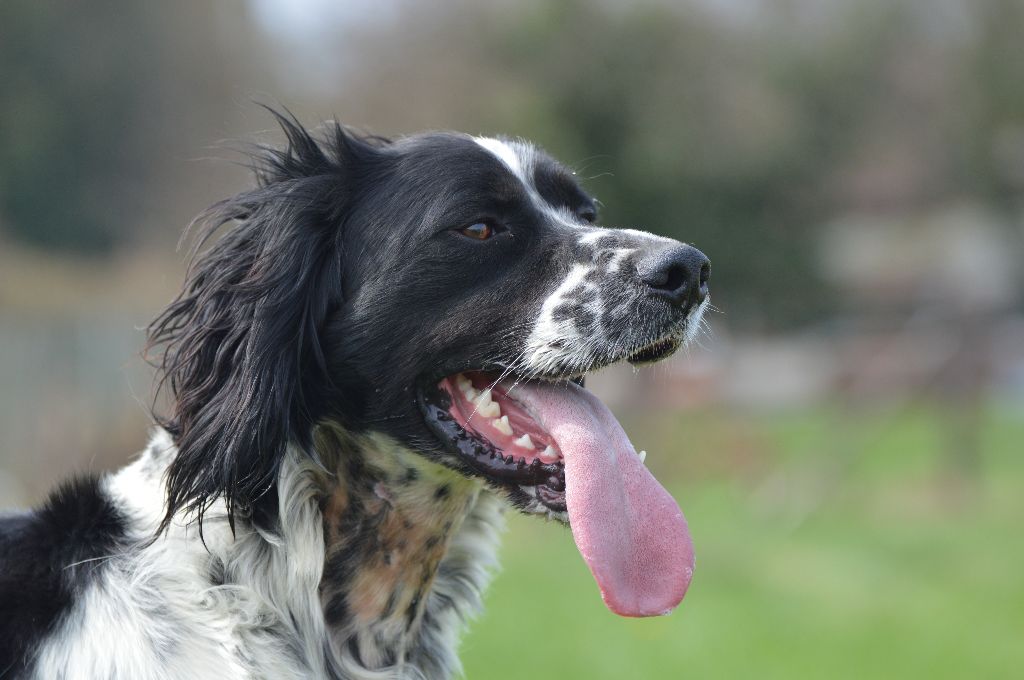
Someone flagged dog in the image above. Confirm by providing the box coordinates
[0,111,710,680]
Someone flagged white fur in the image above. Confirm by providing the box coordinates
[523,263,601,377]
[523,256,710,378]
[577,229,611,246]
[30,431,505,680]
[473,137,587,232]
[473,137,527,182]
[683,297,710,347]
[617,228,678,244]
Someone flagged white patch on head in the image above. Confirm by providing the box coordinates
[618,228,678,245]
[577,229,610,246]
[473,136,537,189]
[474,136,589,232]
[579,226,674,251]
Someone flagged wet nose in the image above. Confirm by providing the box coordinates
[637,243,710,309]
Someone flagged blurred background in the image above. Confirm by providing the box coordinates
[1,0,1022,677]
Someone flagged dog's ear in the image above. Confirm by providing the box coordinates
[148,111,381,533]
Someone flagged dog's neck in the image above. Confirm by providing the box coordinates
[111,429,504,679]
[313,426,502,675]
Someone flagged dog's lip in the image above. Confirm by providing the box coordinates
[416,371,569,511]
[626,335,682,365]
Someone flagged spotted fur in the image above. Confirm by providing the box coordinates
[20,430,502,680]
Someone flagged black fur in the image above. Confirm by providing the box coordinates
[147,113,603,531]
[0,476,127,677]
[147,111,384,533]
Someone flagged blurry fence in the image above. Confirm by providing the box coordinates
[0,311,154,507]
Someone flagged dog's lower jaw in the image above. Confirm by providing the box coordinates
[31,430,504,680]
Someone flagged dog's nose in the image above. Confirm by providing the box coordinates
[637,244,710,308]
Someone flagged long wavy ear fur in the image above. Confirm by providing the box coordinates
[147,110,384,534]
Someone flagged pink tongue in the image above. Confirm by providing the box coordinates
[510,380,694,616]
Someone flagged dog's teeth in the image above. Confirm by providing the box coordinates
[513,434,535,450]
[474,389,500,417]
[456,375,480,401]
[638,449,647,464]
[540,445,558,462]
[477,400,500,418]
[493,416,513,436]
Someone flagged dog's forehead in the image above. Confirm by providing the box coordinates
[472,136,580,204]
[392,131,494,160]
[396,133,575,192]
[472,137,537,185]
[383,132,529,200]
[381,132,594,238]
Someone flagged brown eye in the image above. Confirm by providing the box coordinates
[459,222,494,240]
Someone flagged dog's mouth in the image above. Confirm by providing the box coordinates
[418,366,694,618]
[420,372,570,509]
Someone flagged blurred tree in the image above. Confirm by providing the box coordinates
[0,0,162,252]
[0,0,272,254]
[966,0,1024,206]
[2,0,1021,327]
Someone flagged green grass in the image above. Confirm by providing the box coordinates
[460,405,1024,679]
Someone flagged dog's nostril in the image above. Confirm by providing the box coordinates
[638,244,710,308]
[655,263,688,296]
[698,262,711,298]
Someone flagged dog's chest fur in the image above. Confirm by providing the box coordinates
[29,430,505,680]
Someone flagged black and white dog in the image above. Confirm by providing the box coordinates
[0,113,710,680]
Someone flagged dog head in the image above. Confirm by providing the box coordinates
[149,112,709,616]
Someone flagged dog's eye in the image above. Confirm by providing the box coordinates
[577,207,597,224]
[459,222,495,240]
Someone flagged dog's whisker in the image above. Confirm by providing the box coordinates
[62,554,120,570]
[462,348,531,425]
